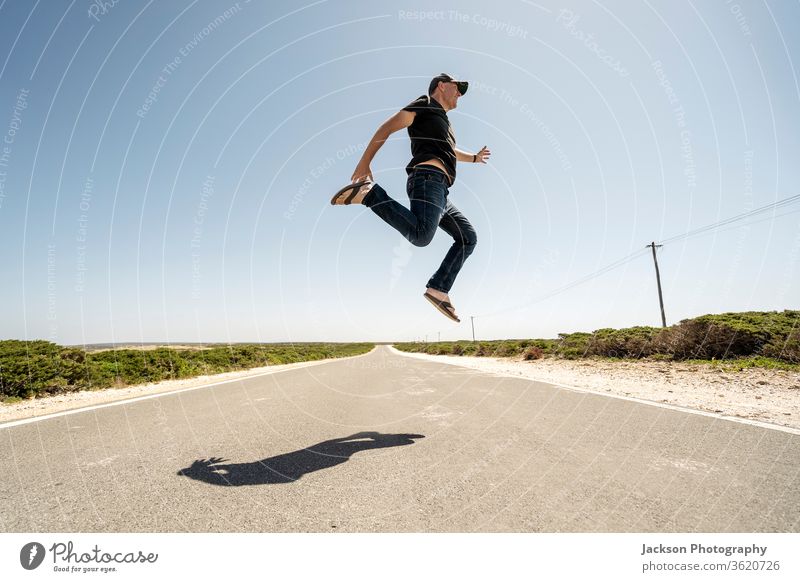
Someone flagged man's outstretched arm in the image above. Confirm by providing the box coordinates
[351,110,415,182]
[455,146,492,164]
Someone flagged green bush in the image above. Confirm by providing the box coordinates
[553,332,591,358]
[0,341,375,399]
[493,342,519,357]
[0,340,65,397]
[585,326,660,358]
[657,312,794,360]
[391,310,800,368]
[761,329,800,363]
[522,346,544,360]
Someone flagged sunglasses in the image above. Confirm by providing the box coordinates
[446,81,469,96]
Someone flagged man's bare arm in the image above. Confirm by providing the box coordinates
[454,147,474,162]
[455,146,492,164]
[351,110,415,182]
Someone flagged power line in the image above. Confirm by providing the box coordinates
[661,193,800,244]
[478,248,648,318]
[675,205,800,241]
[474,193,800,320]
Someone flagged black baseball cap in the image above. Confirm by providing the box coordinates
[428,73,468,96]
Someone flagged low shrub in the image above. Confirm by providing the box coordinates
[522,346,544,360]
[390,310,799,368]
[586,326,660,358]
[656,312,789,360]
[761,330,800,364]
[493,342,519,357]
[0,341,375,399]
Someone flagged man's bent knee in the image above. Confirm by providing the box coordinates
[408,225,438,247]
[409,232,436,247]
[459,230,477,248]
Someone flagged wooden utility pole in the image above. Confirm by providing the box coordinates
[648,242,667,327]
[470,316,476,342]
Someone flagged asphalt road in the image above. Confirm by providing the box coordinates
[1,345,798,532]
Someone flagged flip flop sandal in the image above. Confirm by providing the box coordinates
[423,292,461,322]
[331,180,371,205]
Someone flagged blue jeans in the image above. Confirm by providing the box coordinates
[363,166,477,293]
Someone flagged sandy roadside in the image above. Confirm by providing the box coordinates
[390,347,800,432]
[0,350,375,425]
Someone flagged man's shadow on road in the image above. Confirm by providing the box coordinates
[177,431,425,486]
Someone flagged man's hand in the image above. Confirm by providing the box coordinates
[456,145,492,163]
[475,145,491,164]
[351,162,373,183]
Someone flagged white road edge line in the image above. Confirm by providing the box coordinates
[0,347,378,430]
[388,346,800,436]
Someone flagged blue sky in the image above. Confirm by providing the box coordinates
[1,0,798,345]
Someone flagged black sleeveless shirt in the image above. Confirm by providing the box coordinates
[402,95,456,185]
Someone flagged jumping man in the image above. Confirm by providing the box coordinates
[330,73,491,322]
